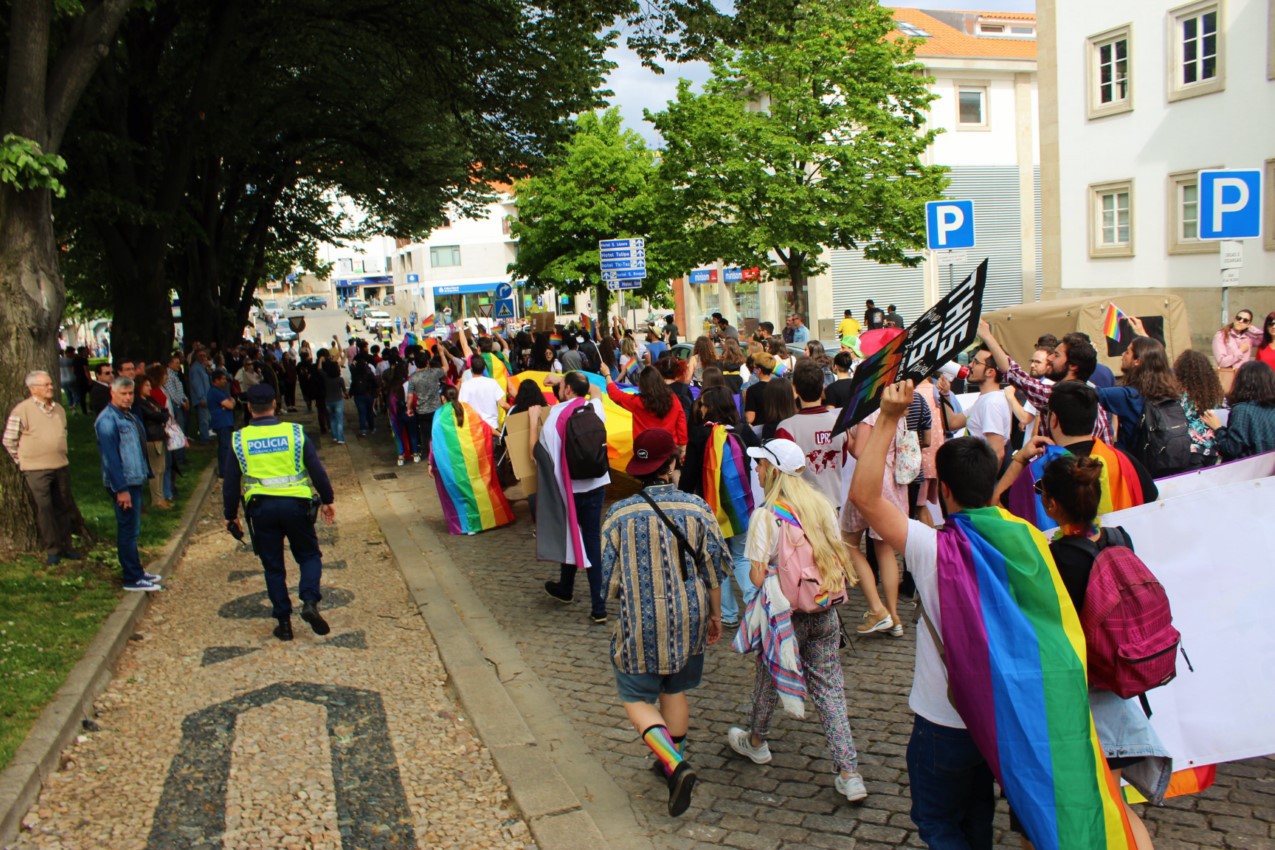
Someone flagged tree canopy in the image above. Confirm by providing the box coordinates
[650,0,948,320]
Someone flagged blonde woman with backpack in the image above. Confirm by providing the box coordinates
[726,439,870,803]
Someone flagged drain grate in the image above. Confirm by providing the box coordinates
[372,472,399,481]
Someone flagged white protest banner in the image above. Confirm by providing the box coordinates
[1103,475,1275,768]
[1153,450,1275,501]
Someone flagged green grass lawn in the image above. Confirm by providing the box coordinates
[0,412,213,770]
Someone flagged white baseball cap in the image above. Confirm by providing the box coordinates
[747,439,806,475]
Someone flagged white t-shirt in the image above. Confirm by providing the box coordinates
[904,519,965,729]
[966,390,1011,442]
[539,397,610,493]
[458,375,505,428]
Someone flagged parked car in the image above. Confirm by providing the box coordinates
[346,298,368,317]
[274,323,298,342]
[289,295,328,310]
[364,309,392,329]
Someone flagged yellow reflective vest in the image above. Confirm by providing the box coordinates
[231,422,312,500]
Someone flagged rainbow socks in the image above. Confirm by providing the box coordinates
[642,725,685,777]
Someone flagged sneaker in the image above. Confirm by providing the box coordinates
[397,457,404,467]
[835,771,868,803]
[143,572,163,583]
[590,611,607,624]
[727,727,772,764]
[412,453,421,463]
[543,581,573,604]
[721,619,739,628]
[666,761,698,817]
[856,609,894,635]
[889,622,904,638]
[336,440,346,445]
[123,579,162,592]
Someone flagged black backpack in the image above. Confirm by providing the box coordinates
[564,403,609,479]
[1133,397,1192,478]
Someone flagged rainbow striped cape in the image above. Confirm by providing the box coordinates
[703,424,754,538]
[481,351,512,387]
[430,401,513,535]
[1007,443,1146,532]
[937,508,1134,850]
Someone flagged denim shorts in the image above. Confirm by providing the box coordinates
[613,654,705,704]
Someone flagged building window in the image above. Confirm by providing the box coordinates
[1167,170,1219,254]
[956,84,989,130]
[979,23,1004,34]
[1087,25,1133,119]
[1168,1,1225,101]
[1089,180,1135,258]
[336,258,353,273]
[430,245,461,268]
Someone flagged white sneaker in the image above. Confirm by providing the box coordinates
[856,609,894,635]
[727,726,772,764]
[836,771,868,802]
[143,572,163,583]
[123,579,162,592]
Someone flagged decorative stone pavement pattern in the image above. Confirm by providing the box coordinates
[359,427,1275,850]
[8,426,533,850]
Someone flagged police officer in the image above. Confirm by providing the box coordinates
[224,384,336,641]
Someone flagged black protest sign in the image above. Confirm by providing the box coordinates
[830,258,988,437]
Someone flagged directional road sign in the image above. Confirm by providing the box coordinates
[599,237,648,283]
[925,200,976,250]
[494,298,515,319]
[606,279,643,292]
[495,282,513,299]
[600,237,645,250]
[601,268,647,281]
[1198,170,1263,240]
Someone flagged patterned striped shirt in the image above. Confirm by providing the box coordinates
[601,485,728,675]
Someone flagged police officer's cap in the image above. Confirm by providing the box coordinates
[245,384,276,405]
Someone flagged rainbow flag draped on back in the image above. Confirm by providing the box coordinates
[512,370,637,470]
[480,351,512,388]
[703,424,754,538]
[1007,443,1145,532]
[430,401,514,535]
[937,508,1134,850]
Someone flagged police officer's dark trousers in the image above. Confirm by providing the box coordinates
[248,496,323,617]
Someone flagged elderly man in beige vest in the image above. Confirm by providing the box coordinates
[4,370,83,565]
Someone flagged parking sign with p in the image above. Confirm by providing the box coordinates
[1198,169,1263,240]
[926,200,976,251]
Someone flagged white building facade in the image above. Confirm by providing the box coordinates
[1038,0,1275,344]
[811,8,1042,338]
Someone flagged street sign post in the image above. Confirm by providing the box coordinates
[599,237,647,296]
[1199,169,1263,323]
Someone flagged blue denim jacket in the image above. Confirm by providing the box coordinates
[188,361,211,405]
[95,404,152,492]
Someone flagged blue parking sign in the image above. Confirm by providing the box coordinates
[1198,170,1263,240]
[925,200,975,250]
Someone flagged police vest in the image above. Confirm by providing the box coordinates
[232,422,312,500]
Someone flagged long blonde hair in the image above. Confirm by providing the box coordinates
[759,462,857,593]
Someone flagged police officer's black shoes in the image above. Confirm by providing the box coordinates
[274,617,293,641]
[300,601,330,636]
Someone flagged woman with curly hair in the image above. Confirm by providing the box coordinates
[687,335,717,384]
[1097,336,1181,456]
[1203,360,1275,460]
[1173,349,1225,466]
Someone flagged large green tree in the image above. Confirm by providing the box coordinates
[509,108,677,329]
[651,0,947,322]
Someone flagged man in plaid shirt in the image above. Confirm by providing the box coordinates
[977,320,1112,444]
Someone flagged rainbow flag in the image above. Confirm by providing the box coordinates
[420,313,436,335]
[511,370,636,469]
[580,315,592,337]
[1007,443,1146,532]
[480,351,512,388]
[430,401,514,535]
[1102,304,1128,342]
[549,331,563,347]
[1124,764,1216,804]
[703,424,754,538]
[937,508,1135,850]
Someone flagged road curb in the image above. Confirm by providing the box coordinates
[0,461,218,849]
[348,439,653,850]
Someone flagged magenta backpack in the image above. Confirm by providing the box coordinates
[772,507,847,614]
[1060,527,1183,701]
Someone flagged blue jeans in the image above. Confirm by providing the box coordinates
[248,496,324,618]
[556,486,606,616]
[327,399,346,442]
[162,449,175,501]
[353,394,375,433]
[112,485,145,585]
[719,533,756,623]
[214,426,234,477]
[196,404,211,441]
[906,714,996,850]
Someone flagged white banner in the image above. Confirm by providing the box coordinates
[1154,450,1275,500]
[1103,473,1275,768]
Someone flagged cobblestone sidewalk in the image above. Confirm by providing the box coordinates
[354,426,1275,850]
[8,423,533,850]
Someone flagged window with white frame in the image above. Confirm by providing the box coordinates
[956,84,988,129]
[1087,25,1132,118]
[1167,170,1218,254]
[1168,1,1225,101]
[430,245,461,268]
[1090,180,1134,258]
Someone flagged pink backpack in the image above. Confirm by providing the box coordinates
[1062,527,1182,700]
[773,508,847,614]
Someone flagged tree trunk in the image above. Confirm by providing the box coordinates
[109,270,175,362]
[0,184,64,552]
[594,281,610,337]
[787,255,809,328]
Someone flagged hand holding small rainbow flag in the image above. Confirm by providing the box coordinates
[420,313,436,335]
[1102,303,1129,342]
